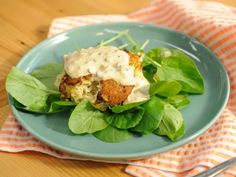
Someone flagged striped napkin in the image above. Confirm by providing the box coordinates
[1,0,236,176]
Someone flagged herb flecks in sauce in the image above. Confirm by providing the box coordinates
[63,46,150,103]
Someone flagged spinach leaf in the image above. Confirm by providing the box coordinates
[46,93,61,104]
[154,103,184,141]
[25,97,49,112]
[142,65,157,83]
[46,94,76,113]
[12,97,49,112]
[12,94,75,113]
[30,63,63,91]
[6,67,58,111]
[48,101,76,112]
[168,122,185,141]
[155,121,185,141]
[68,100,108,134]
[156,50,204,94]
[110,100,148,113]
[144,48,172,65]
[166,94,190,110]
[132,97,164,134]
[161,103,183,133]
[106,107,144,129]
[93,126,133,143]
[149,80,182,97]
[144,48,204,94]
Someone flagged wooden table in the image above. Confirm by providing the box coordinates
[0,0,235,176]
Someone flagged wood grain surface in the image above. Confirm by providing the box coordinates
[0,0,235,176]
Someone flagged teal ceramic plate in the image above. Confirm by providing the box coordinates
[9,22,229,161]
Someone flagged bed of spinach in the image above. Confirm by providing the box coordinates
[6,66,76,113]
[5,30,204,143]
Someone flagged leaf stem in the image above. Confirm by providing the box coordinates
[145,55,162,68]
[140,40,150,50]
[99,29,129,46]
[125,33,138,47]
[118,43,128,49]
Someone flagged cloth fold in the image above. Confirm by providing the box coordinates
[1,0,236,176]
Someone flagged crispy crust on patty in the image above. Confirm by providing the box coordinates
[59,74,92,99]
[127,51,142,71]
[97,79,134,105]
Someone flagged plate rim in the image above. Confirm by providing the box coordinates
[8,22,230,160]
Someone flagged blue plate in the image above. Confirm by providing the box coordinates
[8,22,230,161]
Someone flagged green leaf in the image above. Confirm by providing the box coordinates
[110,100,148,113]
[93,126,133,143]
[161,104,183,133]
[7,68,73,113]
[30,63,63,90]
[48,101,76,112]
[132,97,165,134]
[6,67,57,111]
[154,103,184,141]
[167,122,185,141]
[149,80,182,97]
[12,96,49,113]
[46,94,76,113]
[142,65,157,83]
[166,94,190,110]
[105,107,144,129]
[25,97,49,112]
[142,48,172,82]
[155,121,185,141]
[144,48,172,65]
[12,94,75,113]
[68,100,108,134]
[156,50,204,94]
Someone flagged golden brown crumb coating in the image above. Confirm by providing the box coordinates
[127,51,142,71]
[97,79,134,105]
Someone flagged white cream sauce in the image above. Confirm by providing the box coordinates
[64,46,135,85]
[125,74,150,103]
[63,46,149,103]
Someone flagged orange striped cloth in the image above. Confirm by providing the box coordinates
[1,0,236,176]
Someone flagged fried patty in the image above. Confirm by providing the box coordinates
[59,51,141,105]
[97,79,134,105]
